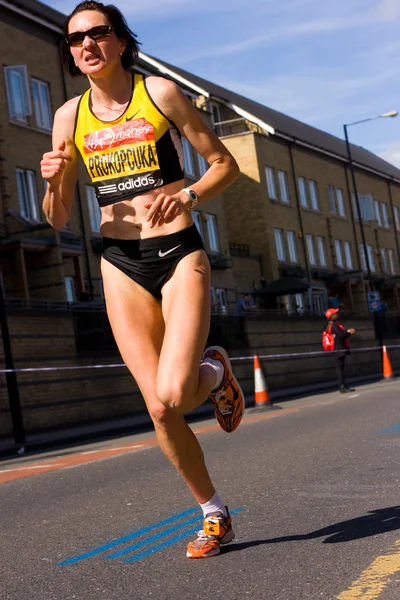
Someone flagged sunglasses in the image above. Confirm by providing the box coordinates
[66,25,114,47]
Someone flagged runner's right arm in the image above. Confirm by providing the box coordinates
[41,99,79,230]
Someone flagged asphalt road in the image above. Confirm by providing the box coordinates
[1,380,400,600]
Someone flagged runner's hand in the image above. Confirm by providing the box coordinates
[347,328,355,335]
[41,141,73,187]
[145,192,188,228]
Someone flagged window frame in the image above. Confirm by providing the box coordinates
[182,137,195,177]
[4,65,32,123]
[298,177,309,209]
[343,241,353,270]
[266,167,278,200]
[86,185,101,233]
[336,188,346,217]
[31,78,52,131]
[16,167,40,221]
[334,240,344,268]
[305,234,317,265]
[206,213,220,252]
[274,228,286,262]
[308,180,319,211]
[278,170,290,204]
[191,210,204,242]
[316,236,327,267]
[286,231,298,264]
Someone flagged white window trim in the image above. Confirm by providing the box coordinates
[305,234,317,265]
[266,167,277,200]
[86,185,101,233]
[298,177,309,209]
[191,210,204,241]
[334,240,344,268]
[336,188,346,218]
[328,185,336,215]
[182,137,195,177]
[31,78,52,131]
[206,213,220,252]
[286,231,298,264]
[278,170,290,204]
[4,65,32,122]
[316,236,327,267]
[309,180,319,211]
[343,241,353,270]
[16,168,40,221]
[274,229,286,262]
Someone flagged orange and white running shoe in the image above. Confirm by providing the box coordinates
[186,508,235,558]
[203,346,245,433]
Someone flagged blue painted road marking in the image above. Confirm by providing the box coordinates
[58,508,198,566]
[107,508,243,560]
[378,424,400,434]
[58,507,242,565]
[123,508,242,563]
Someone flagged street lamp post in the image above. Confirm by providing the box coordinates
[343,110,398,344]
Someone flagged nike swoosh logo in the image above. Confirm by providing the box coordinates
[158,245,181,258]
[126,110,140,121]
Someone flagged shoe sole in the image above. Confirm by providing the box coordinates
[205,346,245,433]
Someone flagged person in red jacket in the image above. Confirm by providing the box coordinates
[325,308,356,393]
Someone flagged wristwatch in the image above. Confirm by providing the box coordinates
[182,188,199,210]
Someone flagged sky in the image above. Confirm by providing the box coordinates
[50,0,400,168]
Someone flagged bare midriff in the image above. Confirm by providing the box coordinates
[99,179,193,240]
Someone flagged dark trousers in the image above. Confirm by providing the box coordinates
[336,353,347,387]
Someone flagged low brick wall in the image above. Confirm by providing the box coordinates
[0,311,398,442]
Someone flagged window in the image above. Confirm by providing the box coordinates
[334,240,344,268]
[305,234,316,265]
[206,214,220,252]
[388,249,396,275]
[381,248,389,273]
[266,167,277,200]
[328,185,336,215]
[353,194,374,221]
[31,79,52,130]
[359,244,367,272]
[210,102,222,127]
[374,200,382,227]
[274,229,286,262]
[343,241,353,269]
[64,277,76,302]
[197,153,208,177]
[191,210,204,241]
[298,177,308,208]
[16,168,39,221]
[394,207,400,232]
[336,189,346,217]
[367,245,376,272]
[309,180,319,211]
[278,170,290,203]
[182,138,195,176]
[86,185,101,233]
[4,65,32,122]
[215,288,227,314]
[381,202,389,228]
[316,236,327,267]
[286,231,298,263]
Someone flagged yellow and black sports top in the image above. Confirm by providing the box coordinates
[74,74,184,207]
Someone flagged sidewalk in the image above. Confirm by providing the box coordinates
[0,370,390,459]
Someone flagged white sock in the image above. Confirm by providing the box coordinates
[200,492,227,518]
[202,358,224,390]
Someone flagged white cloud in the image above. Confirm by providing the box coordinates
[379,0,400,20]
[379,142,400,168]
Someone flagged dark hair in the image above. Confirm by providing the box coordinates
[62,1,141,77]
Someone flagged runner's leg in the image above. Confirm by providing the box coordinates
[101,257,215,503]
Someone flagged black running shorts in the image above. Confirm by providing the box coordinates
[102,224,205,299]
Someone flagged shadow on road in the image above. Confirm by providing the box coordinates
[224,505,400,552]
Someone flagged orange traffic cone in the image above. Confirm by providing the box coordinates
[382,346,394,380]
[252,355,280,411]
